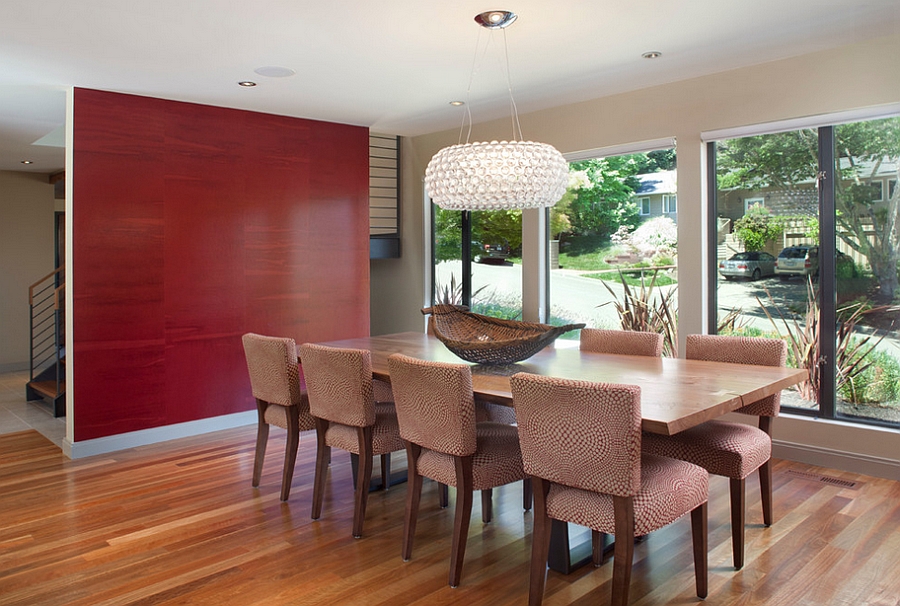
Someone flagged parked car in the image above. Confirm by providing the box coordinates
[775,245,819,279]
[719,251,776,281]
[472,238,510,263]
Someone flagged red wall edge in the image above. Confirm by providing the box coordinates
[71,88,370,441]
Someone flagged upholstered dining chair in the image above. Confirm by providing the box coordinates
[580,328,664,357]
[641,334,788,570]
[386,353,527,587]
[510,372,709,606]
[579,327,663,565]
[299,343,405,539]
[242,333,316,502]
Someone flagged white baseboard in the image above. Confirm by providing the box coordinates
[773,440,900,481]
[63,411,257,459]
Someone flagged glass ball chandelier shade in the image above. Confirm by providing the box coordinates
[425,140,568,211]
[425,11,569,211]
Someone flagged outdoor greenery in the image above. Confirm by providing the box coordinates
[732,205,784,251]
[717,116,900,300]
[599,270,678,356]
[434,150,676,263]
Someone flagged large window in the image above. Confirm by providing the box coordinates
[712,115,900,428]
[546,146,677,350]
[432,207,522,319]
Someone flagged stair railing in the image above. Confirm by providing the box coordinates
[28,266,65,402]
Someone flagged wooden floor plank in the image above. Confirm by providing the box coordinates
[1,428,899,605]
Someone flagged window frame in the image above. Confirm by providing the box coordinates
[662,194,677,214]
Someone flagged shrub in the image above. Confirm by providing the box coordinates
[733,205,783,252]
[838,346,900,404]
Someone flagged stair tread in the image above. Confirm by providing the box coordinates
[28,380,66,398]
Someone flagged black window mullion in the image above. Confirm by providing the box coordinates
[817,126,837,418]
[707,141,719,335]
[461,211,472,306]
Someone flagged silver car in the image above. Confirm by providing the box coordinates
[719,251,776,281]
[775,246,819,280]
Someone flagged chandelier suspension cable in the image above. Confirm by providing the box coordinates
[459,27,487,146]
[501,27,524,142]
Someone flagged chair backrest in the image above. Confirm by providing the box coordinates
[242,333,304,407]
[386,353,477,457]
[510,372,642,497]
[685,334,788,417]
[580,328,663,357]
[298,343,375,427]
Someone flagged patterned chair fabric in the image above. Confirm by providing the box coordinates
[299,343,405,539]
[241,333,316,502]
[580,328,664,358]
[685,334,787,417]
[387,353,527,587]
[299,343,375,428]
[510,372,708,606]
[641,333,788,570]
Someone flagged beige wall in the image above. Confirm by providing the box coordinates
[0,171,55,369]
[371,32,900,479]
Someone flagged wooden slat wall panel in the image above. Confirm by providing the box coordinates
[369,133,399,237]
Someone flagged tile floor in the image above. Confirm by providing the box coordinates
[0,370,66,448]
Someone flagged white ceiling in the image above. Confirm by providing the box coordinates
[1,0,898,174]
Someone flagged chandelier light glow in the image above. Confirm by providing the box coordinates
[425,11,568,211]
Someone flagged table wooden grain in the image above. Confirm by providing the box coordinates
[314,332,808,436]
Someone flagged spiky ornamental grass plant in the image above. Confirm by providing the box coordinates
[756,278,885,402]
[600,269,678,356]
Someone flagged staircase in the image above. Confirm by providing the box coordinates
[26,267,65,417]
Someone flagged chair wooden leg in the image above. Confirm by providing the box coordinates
[311,418,330,519]
[528,477,553,606]
[523,477,533,511]
[730,477,746,570]
[252,399,269,488]
[449,456,474,588]
[482,488,493,523]
[691,501,709,599]
[381,453,391,490]
[280,406,301,502]
[352,426,374,539]
[402,442,423,562]
[611,496,635,606]
[759,459,773,526]
[439,483,449,508]
[591,530,606,567]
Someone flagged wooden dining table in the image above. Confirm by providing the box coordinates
[314,331,808,573]
[317,331,807,436]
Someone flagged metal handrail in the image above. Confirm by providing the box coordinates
[29,269,65,403]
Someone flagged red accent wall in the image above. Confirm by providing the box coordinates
[71,88,369,441]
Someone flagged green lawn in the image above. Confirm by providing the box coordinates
[557,235,621,271]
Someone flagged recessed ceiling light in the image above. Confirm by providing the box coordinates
[449,101,465,106]
[642,51,662,59]
[21,160,33,164]
[237,81,257,87]
[254,66,295,78]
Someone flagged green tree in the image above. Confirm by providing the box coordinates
[717,117,900,299]
[567,156,642,238]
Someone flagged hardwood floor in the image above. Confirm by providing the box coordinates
[1,427,899,605]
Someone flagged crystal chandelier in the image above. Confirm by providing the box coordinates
[425,11,568,211]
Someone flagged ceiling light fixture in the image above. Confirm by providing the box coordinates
[21,160,33,164]
[642,51,662,59]
[237,81,257,87]
[449,100,465,106]
[425,10,568,211]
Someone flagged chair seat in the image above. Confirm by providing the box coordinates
[324,402,405,455]
[546,453,709,536]
[263,394,315,432]
[416,422,525,490]
[475,401,517,424]
[642,420,771,480]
